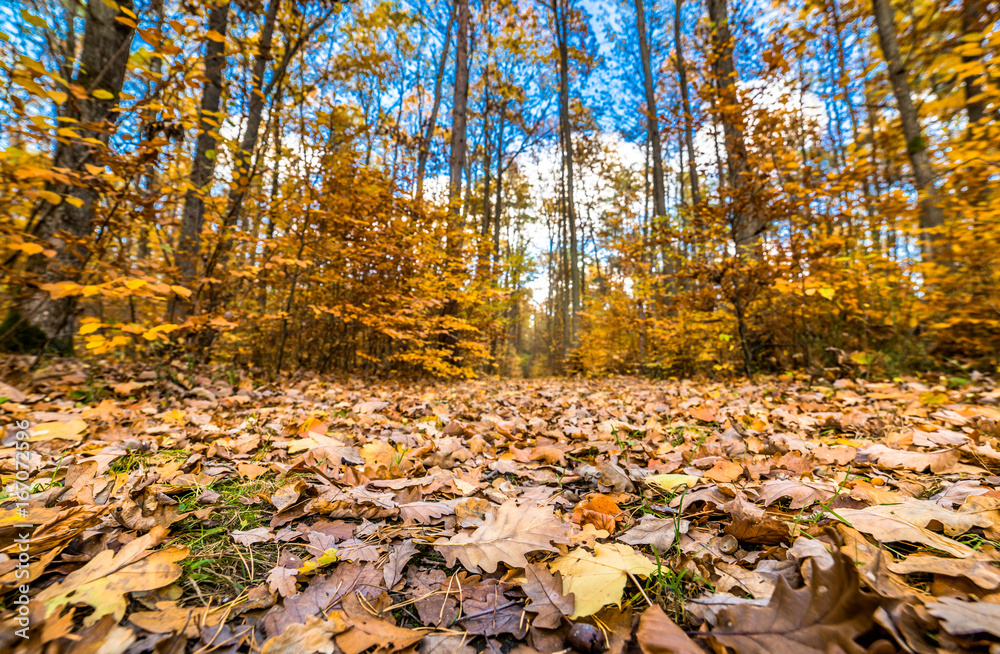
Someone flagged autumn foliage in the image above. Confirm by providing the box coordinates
[0,0,997,379]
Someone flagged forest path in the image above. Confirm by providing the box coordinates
[2,358,999,651]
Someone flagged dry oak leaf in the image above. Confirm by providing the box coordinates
[549,543,657,619]
[28,418,87,442]
[888,555,1000,590]
[636,604,702,654]
[129,605,227,637]
[571,494,623,533]
[645,474,700,493]
[336,616,424,654]
[859,444,960,474]
[756,479,836,510]
[858,500,991,537]
[834,508,977,558]
[36,525,187,625]
[261,613,348,654]
[433,501,571,573]
[702,460,743,484]
[926,597,1000,639]
[522,562,575,629]
[233,527,276,546]
[619,516,690,553]
[708,548,880,654]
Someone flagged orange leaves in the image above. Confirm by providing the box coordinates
[571,494,623,533]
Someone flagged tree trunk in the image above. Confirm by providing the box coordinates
[635,0,666,218]
[962,0,985,126]
[675,0,699,205]
[448,0,470,228]
[870,0,945,259]
[171,0,231,320]
[415,7,455,200]
[707,0,758,248]
[554,0,580,351]
[18,0,136,350]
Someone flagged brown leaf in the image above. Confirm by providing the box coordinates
[434,501,571,573]
[36,526,188,625]
[636,605,702,654]
[261,614,348,654]
[523,563,574,629]
[834,508,977,558]
[859,444,960,474]
[926,597,1000,639]
[619,515,690,553]
[336,615,424,654]
[889,555,1000,589]
[383,540,419,590]
[756,479,835,509]
[702,460,743,483]
[708,545,881,654]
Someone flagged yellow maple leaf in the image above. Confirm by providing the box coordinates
[549,543,657,618]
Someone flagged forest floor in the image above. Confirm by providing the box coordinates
[2,356,1000,653]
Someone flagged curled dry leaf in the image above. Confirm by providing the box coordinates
[708,546,881,654]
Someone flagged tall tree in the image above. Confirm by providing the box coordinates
[18,0,136,349]
[554,0,580,351]
[635,0,666,219]
[870,0,945,259]
[448,0,470,226]
[707,0,758,248]
[415,6,455,200]
[961,0,985,126]
[674,0,699,205]
[171,0,231,320]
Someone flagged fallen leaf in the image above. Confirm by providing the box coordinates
[636,605,702,654]
[522,563,574,629]
[926,597,1000,639]
[550,543,657,619]
[834,508,977,558]
[708,546,880,654]
[36,526,188,625]
[434,501,571,573]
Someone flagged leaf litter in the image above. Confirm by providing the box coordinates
[2,356,1000,652]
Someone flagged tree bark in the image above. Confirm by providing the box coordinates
[415,7,455,200]
[554,0,580,350]
[635,0,666,218]
[962,0,985,126]
[675,0,700,205]
[707,0,758,248]
[448,0,470,227]
[870,0,945,259]
[171,0,231,319]
[18,0,136,349]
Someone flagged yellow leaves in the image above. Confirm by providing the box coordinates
[92,89,115,100]
[20,9,47,29]
[36,526,187,625]
[549,543,657,618]
[28,419,87,442]
[298,548,340,575]
[41,281,83,299]
[206,29,226,42]
[7,241,47,256]
[646,474,700,492]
